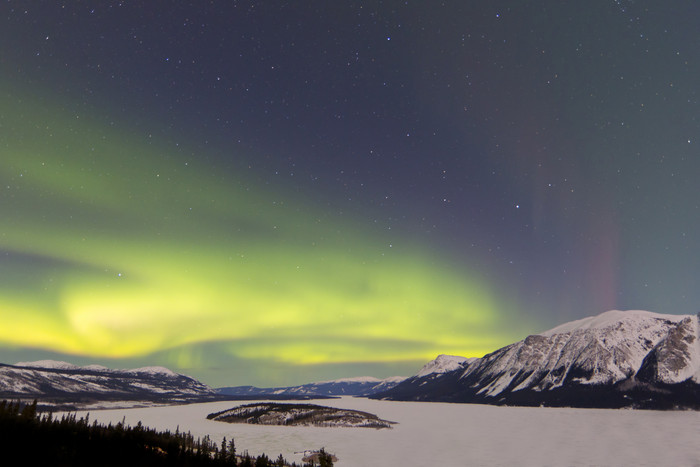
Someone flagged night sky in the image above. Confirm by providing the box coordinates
[1,1,699,387]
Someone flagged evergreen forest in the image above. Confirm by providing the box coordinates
[0,400,334,466]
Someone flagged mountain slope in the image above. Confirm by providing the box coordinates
[372,310,700,409]
[0,360,216,404]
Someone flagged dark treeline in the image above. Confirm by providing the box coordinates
[0,400,333,467]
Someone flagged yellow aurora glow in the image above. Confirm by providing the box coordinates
[0,85,520,379]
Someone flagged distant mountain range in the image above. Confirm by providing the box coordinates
[0,360,217,407]
[372,310,700,409]
[0,359,406,407]
[217,375,406,398]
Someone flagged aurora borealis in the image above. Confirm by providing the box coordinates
[1,1,700,386]
[0,84,516,385]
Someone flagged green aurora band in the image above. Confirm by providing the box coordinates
[0,85,523,383]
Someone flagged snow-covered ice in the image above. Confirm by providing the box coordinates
[70,397,700,466]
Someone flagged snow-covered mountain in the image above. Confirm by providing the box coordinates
[0,360,216,403]
[372,310,700,409]
[217,375,406,398]
[415,354,476,377]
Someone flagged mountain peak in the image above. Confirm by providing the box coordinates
[415,354,473,378]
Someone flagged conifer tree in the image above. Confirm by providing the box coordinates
[254,453,265,466]
[240,452,253,467]
[202,434,213,457]
[318,448,334,467]
[20,399,37,420]
[220,436,228,460]
[228,437,237,464]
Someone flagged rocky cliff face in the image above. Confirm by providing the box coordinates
[372,310,700,409]
[636,315,700,384]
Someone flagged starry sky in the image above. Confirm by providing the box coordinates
[1,1,699,387]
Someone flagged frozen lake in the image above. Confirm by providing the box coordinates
[73,397,700,466]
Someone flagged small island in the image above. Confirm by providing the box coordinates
[207,402,396,429]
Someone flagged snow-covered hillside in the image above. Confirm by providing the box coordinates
[373,310,700,409]
[0,360,216,404]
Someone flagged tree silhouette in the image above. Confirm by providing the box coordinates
[0,399,316,466]
[318,448,334,467]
